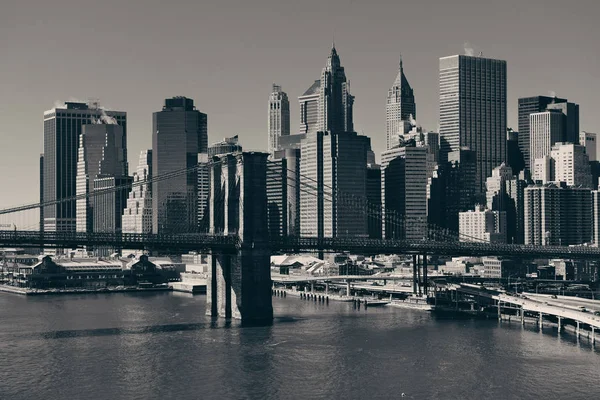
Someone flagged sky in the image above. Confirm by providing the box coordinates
[0,0,599,225]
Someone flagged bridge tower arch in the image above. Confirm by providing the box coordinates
[206,152,273,324]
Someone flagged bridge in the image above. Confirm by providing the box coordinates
[2,152,600,323]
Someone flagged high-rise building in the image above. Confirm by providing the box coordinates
[299,131,369,238]
[93,175,132,234]
[268,84,290,154]
[518,96,567,170]
[366,164,382,239]
[381,141,428,240]
[197,153,210,231]
[550,142,592,188]
[524,183,592,246]
[486,163,514,211]
[317,44,354,133]
[529,110,565,170]
[593,190,600,246]
[272,148,301,237]
[208,135,242,157]
[386,56,416,150]
[266,157,288,239]
[152,96,207,234]
[298,81,320,136]
[580,131,597,161]
[444,148,478,233]
[439,55,507,196]
[43,101,126,233]
[122,150,153,234]
[546,101,580,144]
[506,128,525,176]
[507,174,529,244]
[459,205,507,243]
[76,123,128,233]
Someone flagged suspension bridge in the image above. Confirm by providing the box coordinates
[2,152,600,322]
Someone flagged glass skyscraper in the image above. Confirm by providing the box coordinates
[439,55,507,197]
[42,101,126,233]
[152,97,208,234]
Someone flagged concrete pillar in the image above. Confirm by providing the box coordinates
[325,283,329,295]
[423,253,428,296]
[412,254,417,294]
[592,327,596,344]
[558,317,562,332]
[310,282,314,293]
[576,321,580,338]
[497,301,501,321]
[346,281,351,297]
[539,312,543,329]
[417,255,422,296]
[521,308,525,325]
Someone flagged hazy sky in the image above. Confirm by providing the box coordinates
[0,0,599,223]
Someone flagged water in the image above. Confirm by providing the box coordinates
[0,292,599,400]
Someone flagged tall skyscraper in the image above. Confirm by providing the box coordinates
[317,44,354,133]
[506,128,525,176]
[381,141,428,240]
[122,150,153,234]
[580,131,597,161]
[366,163,382,239]
[386,56,416,150]
[152,97,208,234]
[298,80,320,135]
[518,96,566,170]
[529,109,564,170]
[546,101,580,144]
[439,54,507,197]
[299,131,369,238]
[43,101,126,233]
[272,148,301,237]
[197,153,210,231]
[550,143,592,188]
[76,123,128,233]
[444,148,478,233]
[268,84,290,154]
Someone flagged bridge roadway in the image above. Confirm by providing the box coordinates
[4,230,600,260]
[452,284,600,329]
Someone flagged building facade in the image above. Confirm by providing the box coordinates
[386,56,416,150]
[122,150,153,234]
[439,55,507,196]
[529,110,565,171]
[317,45,354,133]
[459,205,507,243]
[152,97,207,234]
[42,101,126,233]
[268,84,290,154]
[208,135,242,157]
[580,131,597,162]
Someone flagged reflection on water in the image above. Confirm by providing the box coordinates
[0,292,599,400]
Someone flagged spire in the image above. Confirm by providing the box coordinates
[399,53,403,71]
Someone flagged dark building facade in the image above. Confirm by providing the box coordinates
[366,165,382,239]
[266,158,288,239]
[152,97,207,234]
[506,128,525,176]
[445,148,478,233]
[42,101,126,233]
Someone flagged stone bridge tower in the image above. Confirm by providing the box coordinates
[207,152,273,324]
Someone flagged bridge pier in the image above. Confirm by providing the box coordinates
[558,317,562,332]
[576,321,580,338]
[325,283,329,295]
[206,152,273,325]
[521,308,525,325]
[497,301,501,321]
[346,281,351,297]
[417,255,422,296]
[592,327,596,344]
[539,312,543,329]
[423,253,428,296]
[412,254,417,295]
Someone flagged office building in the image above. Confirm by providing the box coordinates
[580,131,597,161]
[439,54,507,196]
[381,141,428,240]
[93,175,132,234]
[152,97,207,234]
[444,148,478,232]
[506,128,525,176]
[76,123,128,233]
[272,148,301,237]
[299,80,320,135]
[317,44,354,133]
[122,150,153,234]
[518,96,567,169]
[546,101,580,144]
[42,101,126,233]
[386,56,416,150]
[486,163,514,211]
[366,164,382,239]
[268,84,290,154]
[529,110,565,170]
[197,153,210,231]
[550,143,592,188]
[524,183,592,246]
[506,175,529,244]
[459,205,507,243]
[266,157,289,239]
[299,131,369,238]
[593,190,600,246]
[208,135,242,157]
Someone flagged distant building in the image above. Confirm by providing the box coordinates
[266,157,289,239]
[298,80,320,135]
[197,153,210,231]
[381,142,428,240]
[93,175,132,234]
[444,148,478,232]
[386,56,416,150]
[532,143,592,188]
[268,84,290,154]
[524,183,592,246]
[439,54,507,197]
[529,109,565,171]
[486,163,514,211]
[317,44,354,133]
[593,190,600,246]
[272,148,301,237]
[208,135,242,157]
[506,128,525,176]
[122,150,152,234]
[43,101,126,233]
[580,131,597,161]
[459,205,507,243]
[546,101,580,144]
[482,257,516,279]
[366,164,382,239]
[518,96,567,170]
[300,131,369,238]
[152,97,207,234]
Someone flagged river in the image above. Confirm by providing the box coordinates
[0,292,598,399]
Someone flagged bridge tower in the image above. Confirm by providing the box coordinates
[206,152,273,324]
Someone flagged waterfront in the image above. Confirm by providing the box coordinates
[1,292,599,399]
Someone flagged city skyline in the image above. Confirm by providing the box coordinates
[0,0,599,214]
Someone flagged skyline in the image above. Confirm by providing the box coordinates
[1,0,599,212]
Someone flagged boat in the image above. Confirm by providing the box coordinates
[363,299,390,306]
[386,294,435,311]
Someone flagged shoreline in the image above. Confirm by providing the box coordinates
[0,284,172,296]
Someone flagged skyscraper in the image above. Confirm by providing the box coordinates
[43,101,126,233]
[208,135,242,157]
[386,56,416,150]
[518,96,566,170]
[529,109,564,170]
[152,97,207,234]
[122,150,153,234]
[317,44,354,133]
[268,84,290,154]
[439,54,507,197]
[580,131,597,161]
[76,123,128,233]
[299,131,369,238]
[298,80,320,135]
